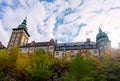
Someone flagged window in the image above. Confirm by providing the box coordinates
[11,38,14,41]
[81,45,85,48]
[25,48,28,51]
[56,48,59,50]
[17,33,20,37]
[10,42,13,45]
[16,37,19,41]
[11,40,14,43]
[56,52,59,56]
[62,53,64,56]
[94,49,97,54]
[10,44,12,47]
[30,47,33,51]
[15,41,18,44]
[44,47,47,51]
[12,34,16,37]
[71,51,74,56]
[50,47,53,50]
[12,34,16,40]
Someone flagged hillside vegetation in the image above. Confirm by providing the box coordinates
[0,47,120,81]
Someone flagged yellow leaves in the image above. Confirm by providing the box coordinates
[15,48,58,79]
[0,49,9,63]
[103,52,115,59]
[0,47,21,72]
[16,54,32,73]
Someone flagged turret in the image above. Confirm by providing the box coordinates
[96,27,111,54]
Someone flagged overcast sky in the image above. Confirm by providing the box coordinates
[0,0,120,48]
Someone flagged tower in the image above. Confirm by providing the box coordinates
[7,17,30,49]
[96,27,111,55]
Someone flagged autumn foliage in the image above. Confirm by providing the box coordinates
[0,47,120,81]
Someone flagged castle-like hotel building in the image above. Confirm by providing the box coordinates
[0,18,111,59]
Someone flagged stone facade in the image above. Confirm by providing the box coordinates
[7,17,30,49]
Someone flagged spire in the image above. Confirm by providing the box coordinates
[99,24,102,32]
[18,16,28,30]
[21,16,27,26]
[99,27,102,33]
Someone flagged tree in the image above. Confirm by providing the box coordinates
[31,48,56,81]
[95,53,120,81]
[0,46,21,80]
[0,49,9,72]
[63,55,95,81]
[15,54,32,81]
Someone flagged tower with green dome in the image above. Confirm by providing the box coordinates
[96,27,111,54]
[7,17,30,49]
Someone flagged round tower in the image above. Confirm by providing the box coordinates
[96,27,111,54]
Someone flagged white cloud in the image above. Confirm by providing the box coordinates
[67,0,83,9]
[0,20,9,46]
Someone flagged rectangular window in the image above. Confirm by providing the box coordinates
[94,49,97,54]
[49,47,53,50]
[17,33,20,37]
[12,34,16,37]
[56,52,59,56]
[31,47,33,51]
[43,47,47,51]
[15,41,18,44]
[71,51,74,56]
[16,37,19,40]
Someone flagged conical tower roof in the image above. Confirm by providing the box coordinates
[21,16,27,26]
[18,17,28,30]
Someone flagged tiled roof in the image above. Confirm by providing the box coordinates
[55,41,97,51]
[19,39,98,51]
[20,41,49,48]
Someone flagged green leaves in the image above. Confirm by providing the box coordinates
[31,49,54,81]
[65,55,95,81]
[1,47,120,81]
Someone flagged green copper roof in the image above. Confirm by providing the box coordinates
[96,27,108,41]
[22,16,27,26]
[13,17,30,37]
[18,17,28,30]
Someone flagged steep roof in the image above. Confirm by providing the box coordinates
[18,17,28,30]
